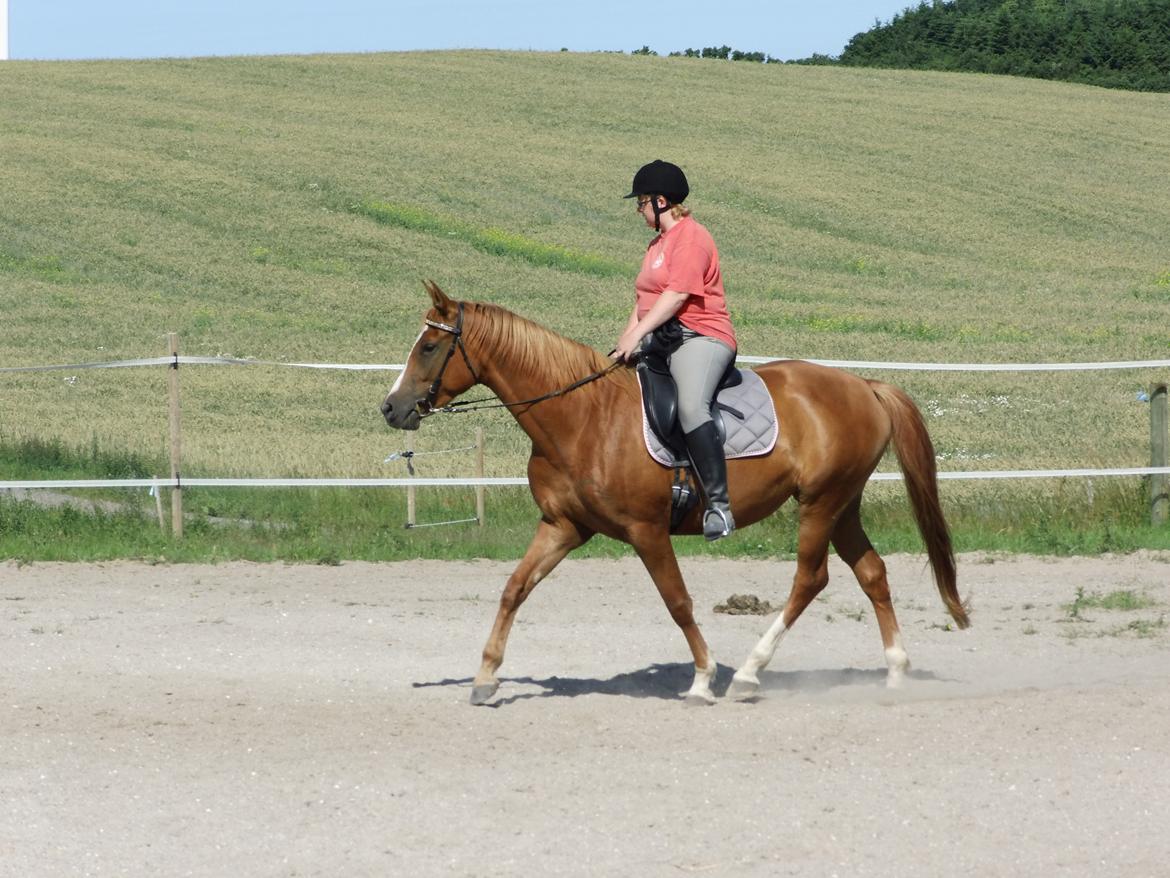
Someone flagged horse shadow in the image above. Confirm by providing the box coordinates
[413,663,950,706]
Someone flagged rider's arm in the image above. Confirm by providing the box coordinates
[613,290,690,361]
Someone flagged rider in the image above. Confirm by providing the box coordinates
[612,160,739,541]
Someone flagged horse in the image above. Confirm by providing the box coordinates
[381,281,969,706]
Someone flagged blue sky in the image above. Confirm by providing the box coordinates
[8,1,914,62]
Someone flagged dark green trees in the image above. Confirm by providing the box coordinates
[837,0,1170,91]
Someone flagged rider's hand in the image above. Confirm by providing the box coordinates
[611,328,642,363]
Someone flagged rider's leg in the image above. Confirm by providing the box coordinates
[670,335,736,541]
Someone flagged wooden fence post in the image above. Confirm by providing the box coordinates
[167,332,184,539]
[1152,382,1169,526]
[475,427,485,527]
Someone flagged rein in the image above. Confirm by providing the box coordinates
[416,302,624,418]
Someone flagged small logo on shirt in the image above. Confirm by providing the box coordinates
[651,252,664,269]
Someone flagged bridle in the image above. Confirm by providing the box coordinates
[413,301,623,418]
[417,301,481,416]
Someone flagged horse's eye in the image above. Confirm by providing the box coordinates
[421,342,437,355]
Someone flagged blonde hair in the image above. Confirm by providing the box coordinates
[669,202,692,220]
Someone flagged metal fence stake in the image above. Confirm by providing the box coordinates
[1151,382,1168,525]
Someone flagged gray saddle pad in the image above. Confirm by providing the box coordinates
[640,369,778,467]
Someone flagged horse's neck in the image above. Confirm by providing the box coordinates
[468,316,630,458]
[469,308,603,403]
[477,348,613,420]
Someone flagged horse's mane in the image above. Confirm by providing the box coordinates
[464,301,631,392]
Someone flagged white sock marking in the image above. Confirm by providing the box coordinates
[736,611,787,682]
[388,328,425,395]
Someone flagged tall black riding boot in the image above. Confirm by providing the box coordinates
[683,421,735,541]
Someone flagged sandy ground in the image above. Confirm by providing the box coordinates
[2,552,1169,878]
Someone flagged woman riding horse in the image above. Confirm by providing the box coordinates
[382,284,968,706]
[613,160,738,541]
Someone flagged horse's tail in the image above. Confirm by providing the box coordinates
[869,381,970,629]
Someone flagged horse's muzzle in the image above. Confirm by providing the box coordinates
[380,397,421,431]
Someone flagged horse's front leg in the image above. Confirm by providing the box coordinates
[471,518,590,705]
[628,525,717,706]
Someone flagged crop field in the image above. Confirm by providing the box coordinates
[1,51,1169,556]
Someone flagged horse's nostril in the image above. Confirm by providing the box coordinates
[380,400,392,416]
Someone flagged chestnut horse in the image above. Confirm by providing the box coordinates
[381,282,968,706]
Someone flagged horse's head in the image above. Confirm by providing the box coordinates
[380,281,481,430]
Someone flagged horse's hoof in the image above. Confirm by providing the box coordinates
[469,683,498,705]
[684,690,716,707]
[727,675,760,701]
[885,671,906,690]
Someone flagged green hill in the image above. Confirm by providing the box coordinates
[840,0,1170,92]
[1,51,1168,489]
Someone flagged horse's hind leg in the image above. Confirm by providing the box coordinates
[729,507,834,699]
[471,518,590,705]
[832,501,909,688]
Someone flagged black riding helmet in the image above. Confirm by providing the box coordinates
[625,160,689,231]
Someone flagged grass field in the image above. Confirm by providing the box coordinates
[2,50,1169,558]
[1,434,1165,562]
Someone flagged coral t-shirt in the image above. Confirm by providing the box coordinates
[634,215,737,350]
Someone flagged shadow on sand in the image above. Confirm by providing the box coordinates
[413,663,950,706]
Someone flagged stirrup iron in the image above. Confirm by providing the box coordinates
[703,506,735,541]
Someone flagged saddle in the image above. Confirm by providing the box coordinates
[635,349,779,532]
[636,350,742,464]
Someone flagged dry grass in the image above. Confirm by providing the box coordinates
[1,51,1169,483]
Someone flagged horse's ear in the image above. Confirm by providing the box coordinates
[423,280,456,319]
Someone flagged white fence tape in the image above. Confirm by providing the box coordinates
[0,356,406,373]
[0,478,528,489]
[0,477,530,490]
[4,354,1170,374]
[0,357,176,373]
[738,356,1170,372]
[3,469,1170,491]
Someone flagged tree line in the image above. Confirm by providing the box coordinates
[632,0,1170,92]
[835,0,1170,91]
[631,45,781,63]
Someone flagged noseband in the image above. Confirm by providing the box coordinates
[417,301,480,417]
